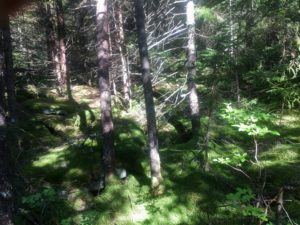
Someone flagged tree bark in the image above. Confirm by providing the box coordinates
[245,0,254,49]
[39,1,60,80]
[2,15,16,123]
[276,188,284,225]
[229,0,234,56]
[55,0,71,99]
[186,0,200,137]
[0,24,13,225]
[229,0,241,105]
[95,0,115,178]
[107,23,117,96]
[134,0,163,190]
[114,2,131,107]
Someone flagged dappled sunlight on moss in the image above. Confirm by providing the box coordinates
[261,144,300,166]
[66,168,85,179]
[278,111,300,128]
[129,203,149,223]
[14,85,300,224]
[24,144,102,184]
[31,148,66,168]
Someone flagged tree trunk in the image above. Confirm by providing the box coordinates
[0,68,4,114]
[2,15,16,123]
[0,24,13,225]
[55,0,71,99]
[245,0,254,49]
[186,0,200,137]
[276,188,284,225]
[95,0,115,178]
[107,23,117,96]
[229,0,241,105]
[39,1,60,80]
[134,0,163,190]
[114,2,131,107]
[229,0,234,56]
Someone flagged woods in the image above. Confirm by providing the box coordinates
[0,22,13,225]
[0,0,300,224]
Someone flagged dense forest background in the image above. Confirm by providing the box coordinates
[0,0,300,224]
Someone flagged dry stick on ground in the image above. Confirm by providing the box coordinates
[257,187,297,225]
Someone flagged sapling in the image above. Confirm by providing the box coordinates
[226,188,268,222]
[221,101,280,163]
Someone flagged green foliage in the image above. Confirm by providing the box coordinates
[14,86,300,224]
[195,7,219,23]
[62,211,99,225]
[20,187,70,225]
[267,76,300,108]
[213,151,247,167]
[226,188,268,222]
[22,188,58,209]
[10,0,300,222]
[61,218,73,225]
[220,101,280,138]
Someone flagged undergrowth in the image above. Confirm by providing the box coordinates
[12,85,300,225]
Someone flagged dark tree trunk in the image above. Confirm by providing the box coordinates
[228,0,241,105]
[55,0,71,99]
[134,0,163,190]
[75,0,92,85]
[0,25,13,225]
[186,0,200,137]
[95,0,115,178]
[245,7,254,48]
[0,69,4,114]
[2,15,16,123]
[244,0,254,71]
[39,1,59,80]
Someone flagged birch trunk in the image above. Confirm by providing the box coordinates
[186,0,200,137]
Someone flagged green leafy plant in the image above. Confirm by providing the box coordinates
[21,188,67,225]
[61,218,73,225]
[195,7,219,23]
[213,151,247,167]
[267,77,300,109]
[226,188,268,222]
[213,150,250,179]
[22,188,58,209]
[220,100,280,162]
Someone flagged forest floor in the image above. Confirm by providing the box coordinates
[12,85,300,225]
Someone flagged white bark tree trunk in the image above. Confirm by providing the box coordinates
[186,0,200,137]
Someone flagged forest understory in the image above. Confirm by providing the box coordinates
[0,0,299,224]
[10,84,300,225]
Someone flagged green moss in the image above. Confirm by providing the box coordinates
[14,86,300,225]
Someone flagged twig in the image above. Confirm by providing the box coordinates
[281,203,298,225]
[226,164,252,180]
[128,193,133,211]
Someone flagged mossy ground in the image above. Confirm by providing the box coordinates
[12,85,300,225]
